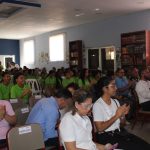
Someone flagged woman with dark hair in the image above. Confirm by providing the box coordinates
[59,89,114,150]
[92,76,150,150]
[10,72,31,104]
[79,68,91,90]
[0,72,13,100]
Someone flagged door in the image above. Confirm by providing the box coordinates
[88,49,99,70]
[101,47,114,73]
[5,57,13,69]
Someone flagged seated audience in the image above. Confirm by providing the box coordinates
[11,72,31,104]
[115,68,134,98]
[66,83,79,96]
[59,89,113,150]
[26,89,72,148]
[0,100,16,147]
[93,76,150,150]
[62,69,75,88]
[0,72,13,100]
[79,68,92,90]
[135,69,150,111]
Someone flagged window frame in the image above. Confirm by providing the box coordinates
[49,33,66,62]
[23,39,35,64]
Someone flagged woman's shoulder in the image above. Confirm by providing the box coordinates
[93,97,103,106]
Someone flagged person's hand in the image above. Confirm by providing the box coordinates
[104,143,118,150]
[22,88,31,96]
[115,104,127,118]
[0,105,6,120]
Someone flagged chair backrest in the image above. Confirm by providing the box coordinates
[26,79,42,95]
[9,99,25,111]
[15,106,30,126]
[131,89,140,110]
[7,124,45,150]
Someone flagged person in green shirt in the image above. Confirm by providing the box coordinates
[62,69,75,88]
[0,72,13,100]
[79,68,92,91]
[11,72,31,104]
[45,70,56,88]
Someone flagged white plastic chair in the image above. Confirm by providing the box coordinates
[26,79,42,95]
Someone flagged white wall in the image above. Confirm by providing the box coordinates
[20,10,150,70]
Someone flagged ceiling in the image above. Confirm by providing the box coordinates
[0,0,150,39]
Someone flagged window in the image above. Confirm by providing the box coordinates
[23,40,35,64]
[49,34,65,61]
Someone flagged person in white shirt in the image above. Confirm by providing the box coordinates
[93,76,150,150]
[135,69,150,111]
[59,90,113,150]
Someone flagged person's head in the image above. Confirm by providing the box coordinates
[66,83,79,95]
[116,68,125,78]
[131,67,139,78]
[141,69,150,81]
[48,70,55,77]
[71,90,93,116]
[80,68,89,80]
[92,70,102,81]
[55,89,72,110]
[96,76,117,98]
[14,72,25,86]
[2,72,11,84]
[64,69,71,79]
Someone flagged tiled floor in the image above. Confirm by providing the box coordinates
[125,122,150,144]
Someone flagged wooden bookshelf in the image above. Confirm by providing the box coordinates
[121,30,150,70]
[69,40,83,69]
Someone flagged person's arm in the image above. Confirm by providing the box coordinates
[64,142,86,150]
[95,143,105,150]
[0,102,16,125]
[95,114,119,132]
[19,88,32,99]
[4,114,16,125]
[94,105,127,132]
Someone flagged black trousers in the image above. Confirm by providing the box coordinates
[44,137,59,149]
[96,129,150,150]
[141,101,150,111]
[0,139,7,148]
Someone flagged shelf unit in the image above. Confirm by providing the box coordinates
[69,40,83,69]
[121,30,150,70]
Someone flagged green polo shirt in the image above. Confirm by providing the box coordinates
[45,76,56,87]
[0,83,13,100]
[11,84,31,104]
[62,77,75,88]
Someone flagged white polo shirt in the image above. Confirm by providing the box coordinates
[59,111,97,150]
[135,80,150,104]
[93,98,120,132]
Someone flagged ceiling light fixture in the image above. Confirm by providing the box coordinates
[75,13,84,17]
[94,8,100,11]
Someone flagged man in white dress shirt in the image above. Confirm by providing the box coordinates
[135,69,150,111]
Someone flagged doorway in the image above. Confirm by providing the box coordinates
[101,46,116,74]
[0,55,15,69]
[88,49,99,70]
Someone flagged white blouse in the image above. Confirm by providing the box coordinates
[59,111,97,150]
[93,98,120,132]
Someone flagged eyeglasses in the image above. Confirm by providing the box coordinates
[105,83,117,88]
[81,103,93,110]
